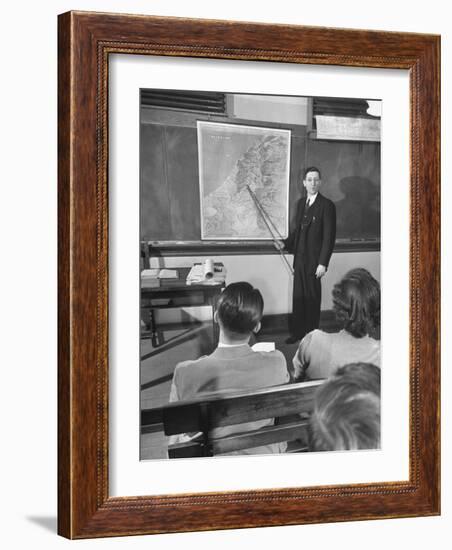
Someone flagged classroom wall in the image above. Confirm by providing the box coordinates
[149,250,380,322]
[231,95,309,125]
[141,103,380,244]
[143,88,379,314]
[140,106,308,242]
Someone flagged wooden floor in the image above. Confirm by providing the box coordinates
[140,318,308,460]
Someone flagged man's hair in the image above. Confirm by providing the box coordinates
[302,166,321,180]
[332,268,380,338]
[216,282,264,339]
[309,363,381,452]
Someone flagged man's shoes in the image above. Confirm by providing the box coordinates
[285,335,300,345]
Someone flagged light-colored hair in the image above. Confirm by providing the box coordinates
[309,363,380,451]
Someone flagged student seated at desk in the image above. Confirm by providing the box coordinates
[292,268,380,381]
[169,281,290,455]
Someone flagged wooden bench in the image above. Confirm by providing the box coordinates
[141,379,324,458]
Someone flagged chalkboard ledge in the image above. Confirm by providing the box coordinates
[143,240,380,257]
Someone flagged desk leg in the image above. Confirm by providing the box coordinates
[150,308,160,348]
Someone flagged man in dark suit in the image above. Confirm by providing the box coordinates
[283,167,336,344]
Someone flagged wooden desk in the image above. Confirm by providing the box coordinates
[141,267,225,348]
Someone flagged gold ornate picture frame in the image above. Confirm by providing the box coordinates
[58,11,440,538]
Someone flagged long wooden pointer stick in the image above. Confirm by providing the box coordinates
[246,185,294,276]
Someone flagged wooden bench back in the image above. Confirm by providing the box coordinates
[141,380,323,458]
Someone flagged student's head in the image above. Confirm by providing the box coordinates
[335,362,381,395]
[332,268,380,338]
[309,362,381,452]
[215,282,264,342]
[302,166,322,197]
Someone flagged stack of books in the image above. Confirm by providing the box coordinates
[141,268,179,288]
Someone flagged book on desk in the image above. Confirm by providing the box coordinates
[141,268,180,288]
[141,263,226,290]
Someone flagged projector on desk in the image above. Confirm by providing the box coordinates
[186,261,226,286]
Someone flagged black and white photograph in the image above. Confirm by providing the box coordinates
[139,90,381,460]
[1,0,446,543]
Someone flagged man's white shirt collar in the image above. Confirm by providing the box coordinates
[218,342,249,348]
[306,193,318,206]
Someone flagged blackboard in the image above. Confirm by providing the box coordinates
[140,112,380,251]
[306,140,380,243]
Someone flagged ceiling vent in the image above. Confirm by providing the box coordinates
[141,89,227,115]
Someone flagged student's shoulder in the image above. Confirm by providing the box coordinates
[252,349,288,382]
[174,355,208,374]
[256,349,286,367]
[301,329,330,347]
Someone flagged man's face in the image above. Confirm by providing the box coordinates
[303,170,321,196]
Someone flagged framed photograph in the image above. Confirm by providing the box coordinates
[58,11,440,539]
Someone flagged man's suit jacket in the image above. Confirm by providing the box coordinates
[169,344,290,454]
[285,193,336,272]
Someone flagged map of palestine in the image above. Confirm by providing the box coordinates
[198,122,291,240]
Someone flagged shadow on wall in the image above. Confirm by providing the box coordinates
[335,176,380,240]
[25,516,57,534]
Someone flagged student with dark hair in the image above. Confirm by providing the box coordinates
[292,268,380,381]
[169,282,290,454]
[281,166,336,344]
[309,362,381,452]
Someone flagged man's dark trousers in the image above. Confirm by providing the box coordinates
[290,259,321,339]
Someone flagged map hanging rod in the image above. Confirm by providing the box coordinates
[245,185,294,276]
